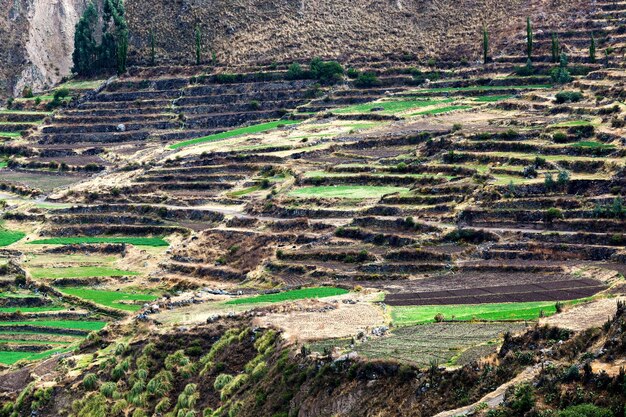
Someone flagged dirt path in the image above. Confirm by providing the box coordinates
[432,366,540,417]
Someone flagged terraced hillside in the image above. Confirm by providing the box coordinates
[0,5,625,417]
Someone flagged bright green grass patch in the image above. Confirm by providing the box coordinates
[57,287,157,312]
[334,99,453,115]
[550,120,592,128]
[226,287,349,305]
[0,132,22,138]
[413,105,472,116]
[170,120,301,149]
[288,185,408,199]
[391,301,560,326]
[0,161,7,168]
[29,266,140,279]
[0,320,106,331]
[0,228,26,246]
[57,80,104,90]
[0,346,74,365]
[227,185,261,198]
[0,306,65,313]
[473,95,514,102]
[571,141,615,149]
[28,236,169,247]
[0,339,69,345]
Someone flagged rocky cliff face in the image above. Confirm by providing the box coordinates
[0,0,87,98]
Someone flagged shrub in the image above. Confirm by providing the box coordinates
[552,132,568,143]
[100,382,116,398]
[555,91,583,104]
[310,58,344,84]
[346,68,359,79]
[559,404,613,417]
[83,373,98,391]
[508,383,535,413]
[286,63,305,80]
[353,71,381,88]
[545,208,564,223]
[214,374,234,391]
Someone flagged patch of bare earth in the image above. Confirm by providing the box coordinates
[253,298,387,343]
[540,298,622,332]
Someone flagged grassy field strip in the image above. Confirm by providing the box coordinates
[0,132,22,138]
[288,185,409,199]
[169,120,301,149]
[29,266,140,279]
[0,320,106,331]
[0,307,65,313]
[27,237,169,247]
[226,287,349,305]
[0,346,75,365]
[333,98,453,115]
[412,105,473,116]
[390,301,565,326]
[0,228,26,246]
[57,287,158,312]
[0,339,70,345]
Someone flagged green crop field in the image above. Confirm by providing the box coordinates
[390,301,562,326]
[226,287,349,305]
[0,346,74,365]
[288,185,409,199]
[28,237,169,247]
[571,141,615,149]
[29,266,140,279]
[0,132,21,138]
[334,99,453,115]
[0,320,107,331]
[413,105,472,116]
[170,120,301,149]
[0,228,25,246]
[0,306,65,313]
[474,95,514,102]
[58,287,158,311]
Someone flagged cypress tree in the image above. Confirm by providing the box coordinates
[482,26,489,64]
[526,17,533,60]
[551,33,560,63]
[590,32,596,63]
[195,25,202,65]
[72,2,98,76]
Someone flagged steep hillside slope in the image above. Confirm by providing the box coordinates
[1,0,589,97]
[126,0,586,66]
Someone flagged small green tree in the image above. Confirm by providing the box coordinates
[482,26,489,64]
[589,32,596,63]
[195,25,202,65]
[551,53,572,84]
[526,17,533,60]
[551,33,560,63]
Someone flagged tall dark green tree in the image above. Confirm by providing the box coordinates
[526,17,533,60]
[551,33,560,63]
[102,0,129,74]
[72,2,98,76]
[589,32,596,63]
[482,26,489,64]
[195,25,202,65]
